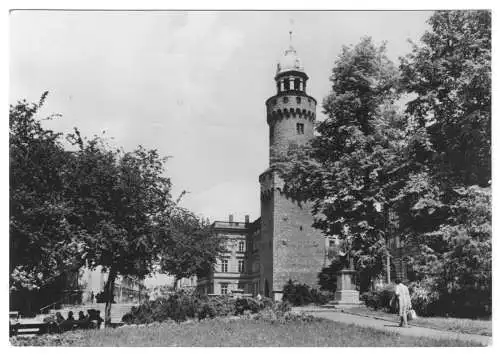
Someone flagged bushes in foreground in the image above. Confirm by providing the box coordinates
[122,292,277,324]
[360,284,397,313]
[360,282,443,316]
[122,291,205,324]
[360,280,488,318]
[282,280,334,306]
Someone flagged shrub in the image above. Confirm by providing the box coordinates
[260,297,274,309]
[122,291,205,324]
[310,288,334,305]
[360,284,397,313]
[252,302,315,324]
[198,295,236,320]
[122,291,291,324]
[283,280,312,306]
[283,280,333,306]
[408,280,440,317]
[234,297,261,315]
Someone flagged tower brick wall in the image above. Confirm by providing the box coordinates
[258,44,328,300]
[271,175,326,293]
[259,171,275,297]
[266,93,316,164]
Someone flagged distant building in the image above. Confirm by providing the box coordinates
[77,266,146,304]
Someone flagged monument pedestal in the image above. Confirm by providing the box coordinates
[329,269,362,308]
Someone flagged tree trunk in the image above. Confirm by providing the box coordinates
[104,267,117,327]
[173,277,179,291]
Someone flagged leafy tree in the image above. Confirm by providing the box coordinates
[408,186,491,316]
[158,207,223,288]
[10,93,222,323]
[400,10,491,187]
[9,92,84,297]
[65,134,174,325]
[277,37,407,290]
[395,10,491,316]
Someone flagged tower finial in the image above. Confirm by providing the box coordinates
[288,18,295,49]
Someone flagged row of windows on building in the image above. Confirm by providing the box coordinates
[220,259,246,273]
[277,77,306,93]
[219,281,260,295]
[272,96,310,106]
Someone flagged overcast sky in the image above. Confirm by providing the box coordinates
[10,10,432,224]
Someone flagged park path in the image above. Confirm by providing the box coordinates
[292,306,492,346]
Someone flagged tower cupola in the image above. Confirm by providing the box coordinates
[274,32,309,94]
[276,45,304,75]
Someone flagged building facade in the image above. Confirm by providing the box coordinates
[197,41,331,300]
[197,215,258,296]
[78,266,146,304]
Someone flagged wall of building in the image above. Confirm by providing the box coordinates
[259,172,275,297]
[271,173,326,296]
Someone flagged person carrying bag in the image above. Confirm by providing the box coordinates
[394,278,412,327]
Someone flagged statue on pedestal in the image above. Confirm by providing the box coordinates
[331,229,361,307]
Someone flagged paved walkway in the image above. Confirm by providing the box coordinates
[292,307,492,346]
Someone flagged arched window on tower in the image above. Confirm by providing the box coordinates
[299,79,304,91]
[296,123,304,135]
[295,78,300,91]
[289,77,295,90]
[284,79,290,91]
[280,80,285,92]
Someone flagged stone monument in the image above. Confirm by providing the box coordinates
[330,237,362,307]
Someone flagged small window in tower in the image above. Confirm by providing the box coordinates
[295,78,300,91]
[272,99,277,106]
[284,80,290,91]
[296,97,301,104]
[296,123,304,135]
[283,96,289,104]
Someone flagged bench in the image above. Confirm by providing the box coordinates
[9,320,103,337]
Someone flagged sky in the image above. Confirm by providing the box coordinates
[10,10,433,224]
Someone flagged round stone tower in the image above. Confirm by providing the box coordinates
[265,43,317,165]
[258,39,325,301]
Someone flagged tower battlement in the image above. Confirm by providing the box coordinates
[266,94,316,124]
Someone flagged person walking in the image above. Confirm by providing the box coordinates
[394,278,412,328]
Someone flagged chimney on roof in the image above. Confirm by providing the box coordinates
[229,214,234,223]
[245,215,250,224]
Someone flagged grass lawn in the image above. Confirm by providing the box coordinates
[10,318,483,347]
[347,306,492,336]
